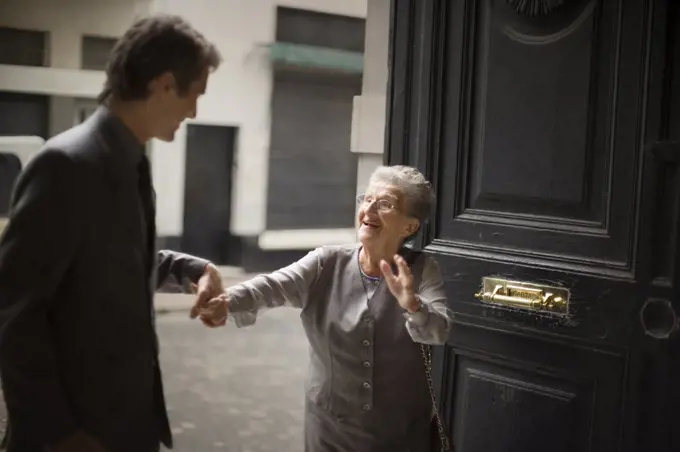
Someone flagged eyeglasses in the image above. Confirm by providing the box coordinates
[356,194,397,213]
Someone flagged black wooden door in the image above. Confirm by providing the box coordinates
[387,1,679,451]
[182,124,239,266]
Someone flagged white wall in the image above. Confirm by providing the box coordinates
[0,0,151,70]
[351,0,390,195]
[49,97,76,137]
[0,136,45,169]
[152,0,367,237]
[0,0,150,95]
[0,0,368,239]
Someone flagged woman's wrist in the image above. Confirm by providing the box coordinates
[404,294,423,313]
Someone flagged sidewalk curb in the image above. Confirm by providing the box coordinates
[154,295,195,314]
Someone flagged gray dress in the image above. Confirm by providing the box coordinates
[225,244,452,452]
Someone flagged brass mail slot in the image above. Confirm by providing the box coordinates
[474,277,569,315]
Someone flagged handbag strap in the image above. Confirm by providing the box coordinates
[399,247,451,451]
[421,344,451,451]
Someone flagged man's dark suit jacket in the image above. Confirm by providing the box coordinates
[0,107,211,452]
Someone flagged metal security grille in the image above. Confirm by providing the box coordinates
[266,70,360,230]
[276,7,365,53]
[266,8,365,231]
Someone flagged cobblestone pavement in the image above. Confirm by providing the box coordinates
[159,308,308,452]
[0,305,309,452]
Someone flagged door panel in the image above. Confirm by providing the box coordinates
[267,71,360,230]
[438,0,641,274]
[447,321,624,451]
[386,0,678,451]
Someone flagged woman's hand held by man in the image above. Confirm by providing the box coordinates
[197,293,230,328]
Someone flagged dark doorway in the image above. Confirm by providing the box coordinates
[388,1,680,451]
[0,153,21,215]
[182,124,240,266]
[0,92,48,138]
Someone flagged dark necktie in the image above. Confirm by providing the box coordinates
[138,156,162,372]
[137,155,156,273]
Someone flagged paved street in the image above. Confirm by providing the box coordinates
[160,269,309,450]
[158,307,308,452]
[0,271,311,452]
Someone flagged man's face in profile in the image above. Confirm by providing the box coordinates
[146,69,209,142]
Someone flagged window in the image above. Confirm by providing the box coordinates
[276,7,365,53]
[81,36,117,71]
[0,27,48,67]
[0,92,49,138]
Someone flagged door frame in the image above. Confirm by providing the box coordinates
[383,0,455,433]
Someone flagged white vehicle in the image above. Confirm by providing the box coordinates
[0,136,44,234]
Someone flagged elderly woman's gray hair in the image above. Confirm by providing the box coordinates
[369,165,434,222]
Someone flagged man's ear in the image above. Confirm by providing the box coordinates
[149,72,175,95]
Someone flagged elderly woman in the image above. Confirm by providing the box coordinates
[195,165,453,452]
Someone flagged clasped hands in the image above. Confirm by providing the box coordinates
[188,263,229,327]
[190,291,229,327]
[190,254,422,328]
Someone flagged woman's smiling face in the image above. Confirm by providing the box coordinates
[356,181,420,249]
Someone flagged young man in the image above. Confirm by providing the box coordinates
[0,15,223,452]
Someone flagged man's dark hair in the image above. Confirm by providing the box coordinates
[98,14,222,103]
